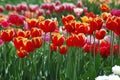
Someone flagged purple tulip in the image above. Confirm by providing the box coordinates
[42,33,50,43]
[87,35,99,44]
[23,21,29,30]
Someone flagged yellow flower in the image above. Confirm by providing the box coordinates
[81,16,89,23]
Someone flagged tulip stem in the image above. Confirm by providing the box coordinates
[110,31,114,66]
[118,36,120,57]
[93,32,96,70]
[73,48,78,80]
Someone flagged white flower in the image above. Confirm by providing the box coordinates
[95,75,109,80]
[112,65,120,76]
[108,74,120,80]
[74,8,83,17]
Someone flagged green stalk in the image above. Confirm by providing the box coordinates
[93,32,96,70]
[118,36,120,57]
[110,31,114,66]
[73,48,78,80]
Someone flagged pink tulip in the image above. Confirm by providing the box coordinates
[0,20,11,28]
[37,9,44,17]
[5,4,12,11]
[83,7,88,13]
[0,39,4,46]
[21,2,28,11]
[46,10,51,15]
[0,6,4,13]
[77,1,83,8]
[29,4,38,12]
[55,0,61,6]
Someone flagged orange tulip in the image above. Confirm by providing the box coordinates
[100,4,110,12]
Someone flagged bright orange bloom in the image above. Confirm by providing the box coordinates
[52,33,65,46]
[100,4,110,12]
[101,12,111,20]
[95,29,106,40]
[0,29,14,42]
[59,45,67,55]
[16,49,28,58]
[32,37,43,48]
[30,28,43,37]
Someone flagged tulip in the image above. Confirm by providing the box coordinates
[100,3,110,12]
[52,33,65,46]
[16,49,28,58]
[5,4,12,11]
[95,29,106,40]
[32,37,43,48]
[50,43,57,51]
[0,20,11,28]
[8,14,25,26]
[59,45,67,55]
[30,28,43,37]
[77,1,83,8]
[1,29,15,42]
[0,39,4,46]
[0,6,4,13]
[29,4,38,12]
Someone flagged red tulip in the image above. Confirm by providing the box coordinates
[52,33,65,46]
[27,18,38,29]
[50,43,57,51]
[95,29,106,40]
[30,28,43,37]
[32,37,43,48]
[17,49,28,58]
[59,45,67,55]
[8,14,25,26]
[0,29,14,42]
